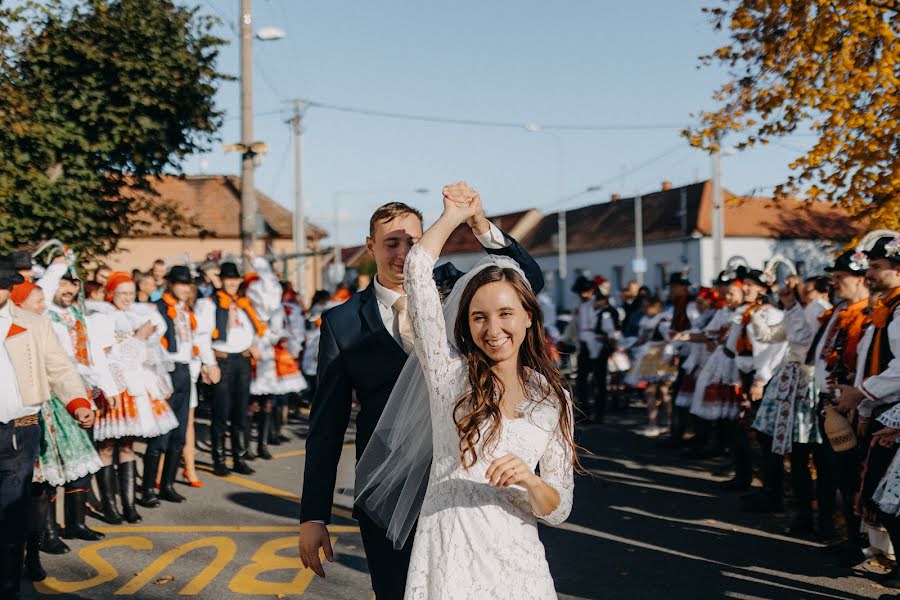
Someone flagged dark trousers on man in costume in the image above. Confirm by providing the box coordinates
[575,342,607,421]
[211,354,252,466]
[0,421,40,597]
[148,362,192,453]
[357,510,415,600]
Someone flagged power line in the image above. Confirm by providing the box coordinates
[302,98,689,132]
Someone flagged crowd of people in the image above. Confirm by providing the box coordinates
[0,245,353,598]
[563,232,900,586]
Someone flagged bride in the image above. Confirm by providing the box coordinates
[387,183,576,599]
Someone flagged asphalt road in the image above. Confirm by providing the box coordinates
[21,407,893,599]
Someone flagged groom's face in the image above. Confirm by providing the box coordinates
[366,213,423,291]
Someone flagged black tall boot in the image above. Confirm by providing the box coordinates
[95,464,124,523]
[137,451,161,508]
[62,491,105,541]
[212,432,229,477]
[117,461,143,523]
[256,411,273,460]
[159,446,186,503]
[40,492,70,555]
[1,543,25,600]
[25,489,47,581]
[230,425,256,475]
[243,416,257,461]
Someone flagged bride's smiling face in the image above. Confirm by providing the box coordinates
[467,281,532,364]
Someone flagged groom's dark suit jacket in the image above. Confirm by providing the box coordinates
[299,232,544,523]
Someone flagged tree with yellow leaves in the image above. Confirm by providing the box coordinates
[686,0,899,229]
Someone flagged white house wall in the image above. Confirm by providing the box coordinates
[698,237,837,285]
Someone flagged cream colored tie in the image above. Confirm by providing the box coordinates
[393,295,415,354]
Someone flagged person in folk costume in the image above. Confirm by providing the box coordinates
[689,276,747,457]
[93,272,179,520]
[833,235,900,573]
[661,272,700,447]
[181,282,206,489]
[747,274,833,518]
[36,259,122,541]
[624,295,677,437]
[7,279,103,582]
[138,265,200,507]
[195,257,267,477]
[572,275,603,421]
[275,281,306,440]
[0,255,94,598]
[670,287,718,448]
[11,250,35,283]
[244,260,307,460]
[800,250,871,556]
[593,290,621,420]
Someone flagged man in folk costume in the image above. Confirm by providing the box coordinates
[139,265,198,506]
[195,259,266,477]
[0,256,91,600]
[572,276,601,421]
[834,236,900,568]
[723,268,787,491]
[37,260,121,541]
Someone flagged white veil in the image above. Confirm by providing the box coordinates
[354,253,529,550]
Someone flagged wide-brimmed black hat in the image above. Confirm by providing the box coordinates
[741,268,773,289]
[219,262,242,280]
[669,272,691,287]
[10,250,32,271]
[571,275,595,294]
[433,262,466,290]
[825,249,868,274]
[0,256,25,289]
[165,265,193,284]
[865,236,900,264]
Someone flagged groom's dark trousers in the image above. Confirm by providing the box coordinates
[299,231,543,600]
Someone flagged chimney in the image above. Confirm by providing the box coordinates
[610,193,621,202]
[662,181,673,191]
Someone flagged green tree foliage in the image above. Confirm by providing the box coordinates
[686,0,899,229]
[0,0,227,257]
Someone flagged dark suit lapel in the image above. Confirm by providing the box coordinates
[359,285,408,358]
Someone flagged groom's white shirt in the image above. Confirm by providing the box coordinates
[373,223,509,348]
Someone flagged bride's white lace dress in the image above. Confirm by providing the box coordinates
[403,245,574,600]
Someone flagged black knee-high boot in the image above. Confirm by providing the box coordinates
[62,489,105,541]
[137,451,161,508]
[95,464,124,523]
[38,485,69,555]
[25,485,48,581]
[117,461,142,523]
[256,411,273,460]
[158,447,186,503]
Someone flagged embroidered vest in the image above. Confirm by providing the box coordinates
[156,294,197,354]
[212,291,266,342]
[864,287,900,379]
[49,306,90,366]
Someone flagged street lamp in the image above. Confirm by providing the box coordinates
[711,144,737,276]
[524,123,567,282]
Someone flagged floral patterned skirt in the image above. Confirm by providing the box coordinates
[752,362,821,455]
[33,396,103,487]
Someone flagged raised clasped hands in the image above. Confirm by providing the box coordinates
[442,182,482,226]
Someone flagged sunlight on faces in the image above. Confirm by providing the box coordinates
[831,271,865,300]
[466,281,532,365]
[740,279,765,303]
[20,288,46,314]
[366,213,423,292]
[725,283,744,308]
[54,279,79,308]
[112,281,137,311]
[866,258,900,293]
[222,277,241,296]
[170,282,192,303]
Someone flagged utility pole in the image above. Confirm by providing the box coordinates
[290,99,306,302]
[634,195,644,286]
[711,147,724,276]
[239,0,255,272]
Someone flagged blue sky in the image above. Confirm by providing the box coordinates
[185,0,813,247]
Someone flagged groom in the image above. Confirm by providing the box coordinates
[298,184,544,598]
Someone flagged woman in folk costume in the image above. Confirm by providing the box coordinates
[750,271,833,521]
[670,287,718,444]
[689,278,746,453]
[10,280,104,581]
[93,272,178,524]
[625,295,676,437]
[245,260,306,459]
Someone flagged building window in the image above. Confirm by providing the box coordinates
[613,265,624,291]
[656,263,670,291]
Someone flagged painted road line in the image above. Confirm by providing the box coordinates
[91,525,361,534]
[271,442,354,460]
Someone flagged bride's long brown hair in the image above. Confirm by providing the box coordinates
[452,266,579,470]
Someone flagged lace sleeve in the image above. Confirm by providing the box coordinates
[404,244,459,394]
[535,402,575,525]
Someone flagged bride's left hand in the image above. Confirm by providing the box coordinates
[486,454,539,489]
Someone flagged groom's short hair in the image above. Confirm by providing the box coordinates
[369,202,423,237]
